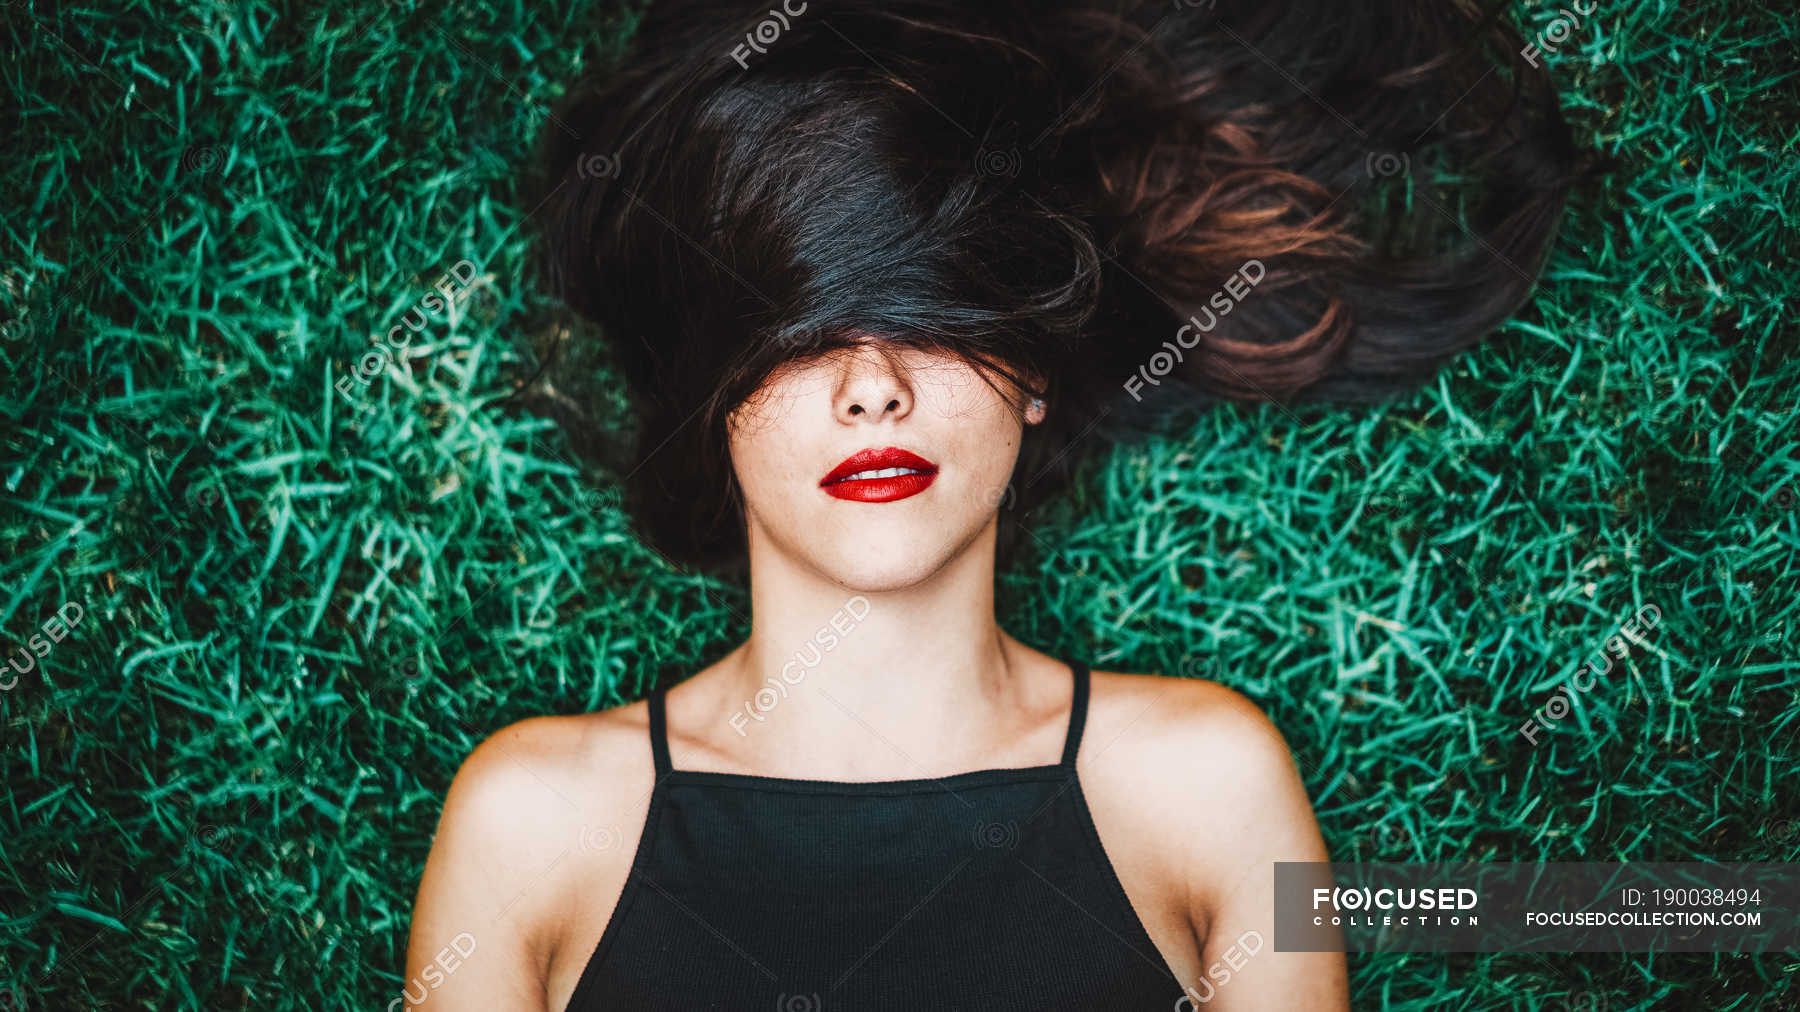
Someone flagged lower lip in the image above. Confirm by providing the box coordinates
[821,471,937,503]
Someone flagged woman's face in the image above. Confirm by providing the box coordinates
[727,342,1040,592]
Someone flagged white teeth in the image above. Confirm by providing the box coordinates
[842,467,924,481]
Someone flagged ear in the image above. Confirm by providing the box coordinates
[1016,364,1048,425]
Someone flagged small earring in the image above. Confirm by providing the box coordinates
[1029,397,1045,412]
[1026,397,1046,423]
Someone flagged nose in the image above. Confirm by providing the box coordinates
[831,343,913,425]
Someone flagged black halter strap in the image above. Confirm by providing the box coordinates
[1060,658,1091,767]
[647,685,673,777]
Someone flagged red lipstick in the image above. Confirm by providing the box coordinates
[819,447,939,503]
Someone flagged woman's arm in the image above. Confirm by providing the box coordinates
[402,718,609,1011]
[1179,689,1349,1011]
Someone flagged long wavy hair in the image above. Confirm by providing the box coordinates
[532,0,1579,569]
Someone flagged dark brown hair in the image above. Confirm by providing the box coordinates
[534,0,1577,569]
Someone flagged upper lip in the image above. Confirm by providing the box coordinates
[819,446,939,485]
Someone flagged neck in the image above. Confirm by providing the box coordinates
[718,520,1031,776]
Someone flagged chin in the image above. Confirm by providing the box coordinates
[800,516,990,594]
[819,540,958,593]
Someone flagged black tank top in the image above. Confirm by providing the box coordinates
[564,659,1184,1010]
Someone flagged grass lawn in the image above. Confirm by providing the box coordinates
[2,0,1796,1008]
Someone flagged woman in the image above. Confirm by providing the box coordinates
[405,0,1573,1007]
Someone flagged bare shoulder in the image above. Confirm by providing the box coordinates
[410,703,658,984]
[1080,670,1325,894]
[436,705,656,853]
[1083,669,1300,780]
[449,704,654,802]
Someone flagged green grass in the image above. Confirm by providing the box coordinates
[2,0,1796,1008]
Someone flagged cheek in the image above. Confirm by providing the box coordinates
[727,382,824,502]
[892,427,1015,527]
[962,421,1024,509]
[933,388,1024,480]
